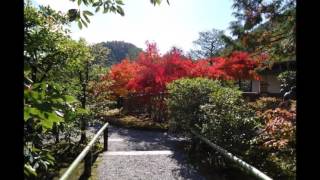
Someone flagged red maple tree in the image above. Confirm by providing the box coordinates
[103,42,264,97]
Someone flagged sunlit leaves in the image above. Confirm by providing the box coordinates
[116,0,125,5]
[39,112,64,130]
[227,0,296,61]
[24,164,37,177]
[24,3,96,178]
[80,18,88,28]
[116,5,125,16]
[64,95,78,103]
[24,82,73,131]
[78,20,83,29]
[24,107,40,121]
[24,146,55,178]
[68,0,171,29]
[95,6,101,12]
[106,59,143,97]
[150,0,163,6]
[102,42,263,98]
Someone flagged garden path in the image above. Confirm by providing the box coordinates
[95,125,209,180]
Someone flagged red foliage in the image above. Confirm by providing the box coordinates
[127,46,194,93]
[104,59,142,97]
[217,51,262,80]
[258,102,296,151]
[104,42,264,97]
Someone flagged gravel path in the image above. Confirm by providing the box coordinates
[96,125,206,180]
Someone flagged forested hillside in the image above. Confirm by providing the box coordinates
[100,41,142,66]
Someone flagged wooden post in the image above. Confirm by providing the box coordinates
[104,126,108,151]
[84,150,92,177]
[59,123,109,180]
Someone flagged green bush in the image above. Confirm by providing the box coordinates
[166,77,222,132]
[199,87,260,156]
[278,71,296,99]
[166,77,295,179]
[166,77,262,174]
[166,78,259,154]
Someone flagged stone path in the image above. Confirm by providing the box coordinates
[96,125,207,180]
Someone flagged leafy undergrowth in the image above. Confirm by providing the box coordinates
[100,108,169,131]
[176,140,258,180]
[43,141,103,180]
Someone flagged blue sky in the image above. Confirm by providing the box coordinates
[33,0,236,54]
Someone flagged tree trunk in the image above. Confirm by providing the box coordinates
[79,71,87,144]
[53,123,59,143]
[31,66,37,83]
[79,62,90,144]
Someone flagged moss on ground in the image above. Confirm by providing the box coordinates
[100,109,169,131]
[89,153,104,180]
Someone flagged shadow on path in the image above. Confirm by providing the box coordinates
[100,125,233,180]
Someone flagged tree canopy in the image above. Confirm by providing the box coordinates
[221,0,296,62]
[102,43,264,98]
[188,29,225,59]
[66,0,170,29]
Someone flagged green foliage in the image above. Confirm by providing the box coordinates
[223,0,296,61]
[23,0,171,178]
[24,3,95,178]
[278,70,296,99]
[166,78,222,132]
[24,82,78,178]
[24,4,75,84]
[166,77,296,179]
[24,143,56,178]
[150,0,170,6]
[198,88,259,156]
[188,28,226,59]
[24,82,77,132]
[166,77,260,169]
[67,0,170,29]
[90,43,111,67]
[68,0,126,28]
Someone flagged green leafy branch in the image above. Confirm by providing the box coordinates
[67,0,170,29]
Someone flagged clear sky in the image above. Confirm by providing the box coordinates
[33,0,236,54]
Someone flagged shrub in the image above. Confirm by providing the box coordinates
[258,108,296,151]
[249,100,296,179]
[166,77,259,154]
[198,87,260,156]
[166,77,222,132]
[278,71,296,100]
[166,77,296,179]
[166,77,261,173]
